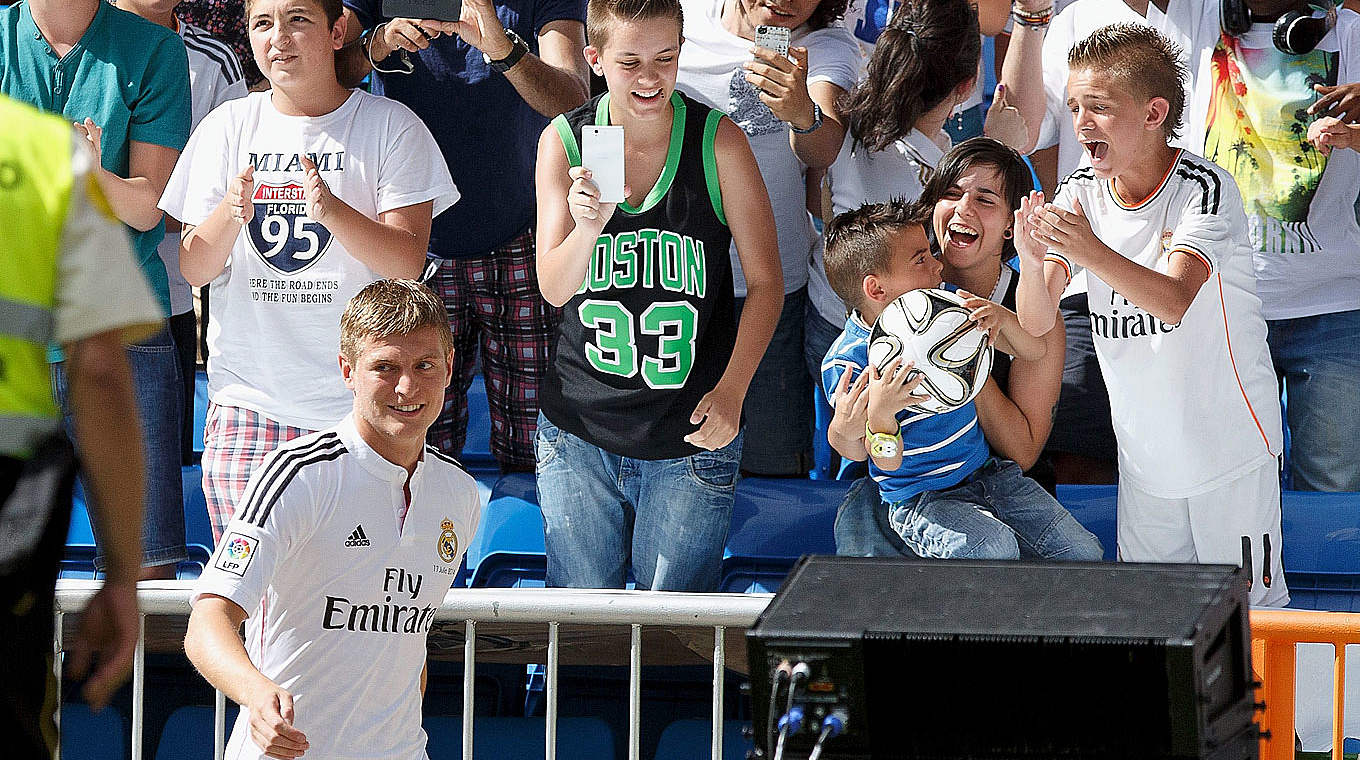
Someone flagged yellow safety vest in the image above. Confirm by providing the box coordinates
[0,96,72,459]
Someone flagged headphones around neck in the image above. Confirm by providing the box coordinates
[1220,0,1340,56]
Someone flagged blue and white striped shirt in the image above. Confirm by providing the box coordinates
[821,313,990,504]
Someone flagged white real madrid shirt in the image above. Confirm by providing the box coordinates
[1045,150,1282,498]
[159,90,458,429]
[192,415,481,760]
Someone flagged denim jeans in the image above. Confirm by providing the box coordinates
[834,475,916,557]
[1268,309,1360,491]
[535,413,742,591]
[885,459,1102,560]
[733,286,812,476]
[54,327,186,569]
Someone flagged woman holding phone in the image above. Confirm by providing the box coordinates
[675,0,862,477]
[533,0,781,591]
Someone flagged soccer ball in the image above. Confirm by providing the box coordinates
[867,288,993,415]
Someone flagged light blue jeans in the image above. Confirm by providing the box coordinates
[838,459,1103,561]
[1268,309,1360,491]
[54,327,186,570]
[535,413,742,591]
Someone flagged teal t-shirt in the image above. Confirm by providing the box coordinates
[1,0,190,316]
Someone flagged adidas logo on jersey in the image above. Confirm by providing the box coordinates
[345,525,371,547]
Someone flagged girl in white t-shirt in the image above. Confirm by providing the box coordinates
[808,0,981,366]
[676,0,861,475]
[159,0,457,540]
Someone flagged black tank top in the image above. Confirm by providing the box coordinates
[539,91,736,460]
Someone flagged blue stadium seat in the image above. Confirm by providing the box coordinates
[423,716,615,760]
[183,465,212,551]
[153,705,239,760]
[61,702,126,760]
[1281,490,1360,611]
[719,478,846,592]
[193,370,208,456]
[810,386,836,481]
[459,375,496,469]
[1054,484,1118,561]
[654,718,751,760]
[466,474,546,588]
[63,483,97,579]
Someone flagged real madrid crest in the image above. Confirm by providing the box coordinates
[437,518,459,564]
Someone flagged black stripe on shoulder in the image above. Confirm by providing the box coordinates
[1176,159,1222,215]
[238,434,345,526]
[1054,167,1097,195]
[426,446,469,474]
[183,29,245,84]
[1175,163,1221,216]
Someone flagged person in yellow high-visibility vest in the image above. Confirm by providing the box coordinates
[0,94,164,760]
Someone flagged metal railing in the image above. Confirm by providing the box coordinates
[53,582,1360,760]
[52,581,771,760]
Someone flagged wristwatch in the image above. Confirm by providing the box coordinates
[866,421,902,459]
[484,29,529,73]
[790,101,823,134]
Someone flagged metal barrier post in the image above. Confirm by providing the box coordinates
[133,613,145,760]
[547,622,559,760]
[463,619,476,760]
[712,626,725,760]
[629,623,641,760]
[214,688,226,760]
[53,611,63,760]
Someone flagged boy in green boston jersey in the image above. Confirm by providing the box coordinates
[533,0,781,590]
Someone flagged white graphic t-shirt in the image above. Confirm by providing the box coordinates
[1045,151,1282,498]
[1189,12,1360,320]
[677,0,861,296]
[160,90,458,429]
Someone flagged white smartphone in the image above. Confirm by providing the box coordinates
[754,25,790,57]
[581,125,626,205]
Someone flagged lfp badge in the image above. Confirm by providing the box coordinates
[437,519,459,564]
[215,532,259,577]
[247,182,333,275]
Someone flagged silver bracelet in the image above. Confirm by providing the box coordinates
[365,22,415,75]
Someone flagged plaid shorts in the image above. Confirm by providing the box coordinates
[202,402,312,543]
[425,227,560,471]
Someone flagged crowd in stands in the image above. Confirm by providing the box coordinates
[6,0,1360,601]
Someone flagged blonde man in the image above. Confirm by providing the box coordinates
[186,280,480,760]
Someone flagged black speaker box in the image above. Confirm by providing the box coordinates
[746,556,1259,760]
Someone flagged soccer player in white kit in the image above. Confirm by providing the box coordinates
[185,279,481,759]
[1012,24,1287,607]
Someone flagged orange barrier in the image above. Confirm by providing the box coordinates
[1251,609,1360,760]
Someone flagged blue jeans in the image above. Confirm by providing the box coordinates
[834,475,916,557]
[1268,309,1360,491]
[54,327,186,569]
[884,459,1102,560]
[733,286,812,475]
[535,413,742,591]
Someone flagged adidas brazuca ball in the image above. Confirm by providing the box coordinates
[867,288,993,415]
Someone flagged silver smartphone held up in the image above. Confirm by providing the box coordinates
[581,125,626,205]
[754,25,790,57]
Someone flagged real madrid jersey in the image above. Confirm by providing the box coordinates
[1045,150,1282,498]
[821,313,990,505]
[193,415,480,760]
[160,90,458,429]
